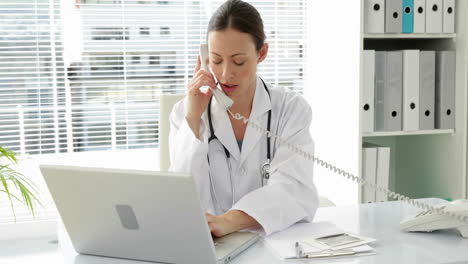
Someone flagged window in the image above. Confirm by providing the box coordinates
[131,56,141,64]
[139,27,150,36]
[159,26,170,36]
[149,55,160,65]
[0,0,308,225]
[92,27,129,41]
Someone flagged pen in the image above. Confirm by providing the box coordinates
[295,241,304,258]
[316,233,346,240]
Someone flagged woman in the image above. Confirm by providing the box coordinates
[169,0,318,237]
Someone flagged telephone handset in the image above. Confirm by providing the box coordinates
[199,44,234,110]
[196,45,468,237]
[400,199,468,237]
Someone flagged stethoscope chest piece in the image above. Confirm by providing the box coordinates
[261,159,270,186]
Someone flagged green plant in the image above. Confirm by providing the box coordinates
[0,146,42,221]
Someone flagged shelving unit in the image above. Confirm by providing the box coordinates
[362,129,454,137]
[363,33,456,39]
[358,0,468,202]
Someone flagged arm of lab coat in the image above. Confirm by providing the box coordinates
[231,95,319,235]
[169,99,214,212]
[169,98,209,173]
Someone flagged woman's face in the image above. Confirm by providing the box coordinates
[208,28,267,101]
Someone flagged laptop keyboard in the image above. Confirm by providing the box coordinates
[214,241,224,248]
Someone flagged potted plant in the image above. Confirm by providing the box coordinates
[0,146,41,221]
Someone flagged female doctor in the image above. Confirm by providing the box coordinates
[169,0,318,237]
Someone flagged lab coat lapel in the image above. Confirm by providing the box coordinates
[212,97,241,161]
[240,77,272,165]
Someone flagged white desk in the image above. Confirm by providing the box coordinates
[2,198,468,264]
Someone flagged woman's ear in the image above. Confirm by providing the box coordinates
[257,43,269,63]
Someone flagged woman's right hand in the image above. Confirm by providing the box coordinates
[185,56,215,138]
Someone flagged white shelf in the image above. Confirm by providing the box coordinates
[362,129,454,137]
[364,33,456,39]
[359,0,468,203]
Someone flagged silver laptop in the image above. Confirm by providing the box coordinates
[40,164,259,264]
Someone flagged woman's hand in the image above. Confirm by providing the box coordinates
[185,56,215,138]
[205,210,260,237]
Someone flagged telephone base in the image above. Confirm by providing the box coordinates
[457,225,468,238]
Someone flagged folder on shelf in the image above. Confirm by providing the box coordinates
[362,146,377,203]
[402,0,414,33]
[362,50,375,133]
[414,0,426,33]
[419,51,436,130]
[403,50,420,131]
[426,0,443,33]
[375,146,390,202]
[443,0,455,33]
[365,0,385,33]
[374,51,386,131]
[435,51,455,129]
[386,0,403,33]
[375,51,402,132]
[385,51,403,131]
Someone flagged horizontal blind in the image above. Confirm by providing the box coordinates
[0,0,307,224]
[0,0,62,224]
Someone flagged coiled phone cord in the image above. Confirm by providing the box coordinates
[226,109,468,225]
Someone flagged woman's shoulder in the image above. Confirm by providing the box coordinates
[268,85,311,113]
[169,96,187,120]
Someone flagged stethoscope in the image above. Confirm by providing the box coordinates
[207,78,271,211]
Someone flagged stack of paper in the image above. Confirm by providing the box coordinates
[264,222,375,260]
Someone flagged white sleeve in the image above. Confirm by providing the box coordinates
[231,95,319,235]
[169,99,214,212]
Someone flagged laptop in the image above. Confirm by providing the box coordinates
[40,164,259,264]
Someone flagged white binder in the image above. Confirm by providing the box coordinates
[386,0,403,33]
[435,51,455,129]
[426,0,443,33]
[403,50,420,131]
[419,51,436,130]
[384,51,403,131]
[365,0,385,33]
[443,0,455,33]
[362,50,375,133]
[374,51,386,131]
[362,146,377,203]
[414,0,426,33]
[375,146,390,202]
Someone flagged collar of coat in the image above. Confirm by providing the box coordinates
[208,75,272,164]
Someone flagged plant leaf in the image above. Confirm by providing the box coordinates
[0,190,25,203]
[0,149,42,220]
[0,146,18,164]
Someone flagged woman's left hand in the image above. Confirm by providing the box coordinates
[205,210,260,237]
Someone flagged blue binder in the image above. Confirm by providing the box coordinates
[402,0,414,33]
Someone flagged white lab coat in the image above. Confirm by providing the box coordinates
[169,76,318,235]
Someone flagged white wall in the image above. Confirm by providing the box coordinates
[304,0,361,205]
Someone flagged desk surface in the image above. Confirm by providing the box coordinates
[2,198,468,264]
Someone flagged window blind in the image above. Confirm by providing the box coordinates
[0,0,307,224]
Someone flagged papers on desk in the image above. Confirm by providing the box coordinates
[264,221,376,260]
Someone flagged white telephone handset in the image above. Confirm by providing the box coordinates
[196,45,468,237]
[199,44,234,109]
[400,199,468,237]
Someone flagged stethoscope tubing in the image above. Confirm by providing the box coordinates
[206,78,271,212]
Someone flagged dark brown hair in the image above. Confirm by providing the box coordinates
[207,0,266,51]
